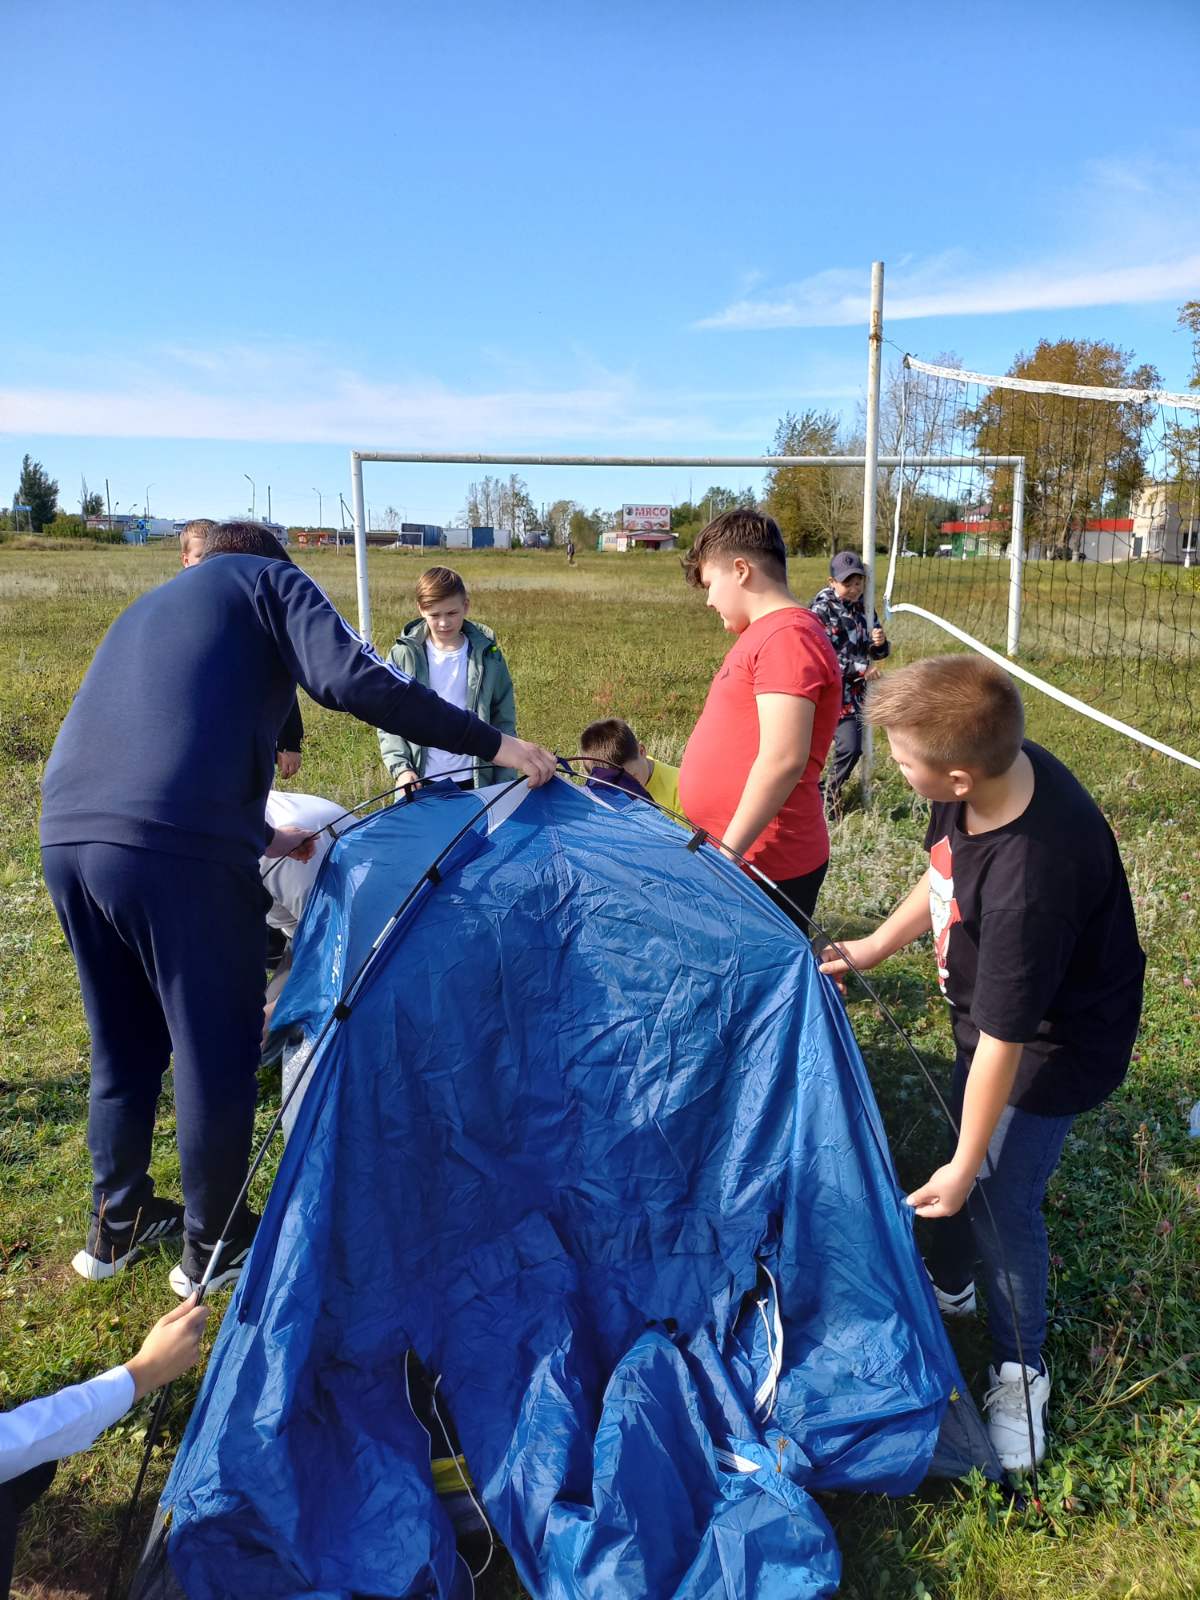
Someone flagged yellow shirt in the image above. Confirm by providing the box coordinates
[644,759,681,818]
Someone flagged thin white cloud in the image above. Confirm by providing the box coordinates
[698,252,1200,330]
[0,344,861,446]
[699,150,1200,330]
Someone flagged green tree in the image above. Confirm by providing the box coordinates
[15,454,59,532]
[1164,303,1200,490]
[764,411,856,555]
[543,499,575,545]
[79,477,105,518]
[966,339,1159,558]
[568,506,606,549]
[1179,301,1200,388]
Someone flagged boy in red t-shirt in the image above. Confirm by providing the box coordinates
[678,511,842,927]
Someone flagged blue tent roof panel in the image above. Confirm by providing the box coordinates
[159,780,978,1599]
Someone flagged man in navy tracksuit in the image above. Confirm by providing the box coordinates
[40,523,554,1297]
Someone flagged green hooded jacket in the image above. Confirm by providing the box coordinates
[376,617,517,787]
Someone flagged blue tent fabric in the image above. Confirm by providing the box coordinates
[159,780,974,1599]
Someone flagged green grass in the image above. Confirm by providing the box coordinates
[1,545,1198,1599]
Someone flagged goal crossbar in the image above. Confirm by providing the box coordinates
[348,448,1023,643]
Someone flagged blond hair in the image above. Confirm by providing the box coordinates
[415,566,467,608]
[179,518,216,551]
[866,655,1024,775]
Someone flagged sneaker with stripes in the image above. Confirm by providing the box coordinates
[169,1213,259,1299]
[72,1197,185,1281]
[925,1266,977,1318]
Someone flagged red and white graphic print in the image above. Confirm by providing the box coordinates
[928,835,961,992]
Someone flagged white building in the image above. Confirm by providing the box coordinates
[1127,483,1199,565]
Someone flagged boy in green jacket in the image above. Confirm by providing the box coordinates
[377,566,518,790]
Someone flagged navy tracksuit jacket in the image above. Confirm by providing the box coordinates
[41,554,503,1243]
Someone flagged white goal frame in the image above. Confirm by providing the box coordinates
[348,448,1024,644]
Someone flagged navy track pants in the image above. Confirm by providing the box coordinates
[42,843,269,1244]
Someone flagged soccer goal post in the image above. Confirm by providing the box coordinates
[347,447,1021,645]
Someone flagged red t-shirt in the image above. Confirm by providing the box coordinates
[679,607,842,878]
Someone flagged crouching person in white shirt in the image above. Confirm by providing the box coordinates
[260,790,347,1038]
[1,1296,208,1596]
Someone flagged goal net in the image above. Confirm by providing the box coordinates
[884,356,1200,768]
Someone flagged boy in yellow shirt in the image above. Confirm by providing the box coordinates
[579,718,681,814]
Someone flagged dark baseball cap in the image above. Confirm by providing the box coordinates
[830,550,866,581]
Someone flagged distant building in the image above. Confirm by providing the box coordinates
[1126,483,1198,564]
[943,486,1199,564]
[600,529,677,552]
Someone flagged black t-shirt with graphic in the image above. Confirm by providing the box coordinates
[923,740,1144,1116]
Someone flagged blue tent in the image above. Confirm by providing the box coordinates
[143,779,991,1599]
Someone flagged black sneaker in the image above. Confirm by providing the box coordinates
[71,1197,185,1281]
[168,1213,259,1299]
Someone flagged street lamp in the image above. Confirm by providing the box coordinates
[312,487,323,531]
[244,474,256,519]
[144,483,155,518]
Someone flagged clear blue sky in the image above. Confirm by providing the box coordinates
[3,0,1198,526]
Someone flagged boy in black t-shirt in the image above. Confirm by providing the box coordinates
[819,655,1144,1473]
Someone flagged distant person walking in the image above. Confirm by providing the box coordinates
[566,538,576,567]
[41,522,555,1300]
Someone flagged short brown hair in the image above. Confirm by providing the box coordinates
[682,509,787,587]
[416,566,468,608]
[179,518,216,550]
[205,521,293,563]
[579,718,639,768]
[866,655,1025,775]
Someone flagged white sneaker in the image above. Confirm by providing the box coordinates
[984,1361,1051,1472]
[924,1265,976,1317]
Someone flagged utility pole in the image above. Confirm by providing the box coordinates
[313,486,322,532]
[105,478,113,535]
[267,485,272,525]
[859,260,885,808]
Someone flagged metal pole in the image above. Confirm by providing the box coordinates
[105,478,112,535]
[267,485,272,525]
[350,452,371,641]
[860,261,885,808]
[244,474,255,519]
[1006,458,1026,657]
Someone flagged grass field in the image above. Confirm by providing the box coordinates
[2,544,1198,1600]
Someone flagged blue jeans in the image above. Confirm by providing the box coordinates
[923,1056,1074,1370]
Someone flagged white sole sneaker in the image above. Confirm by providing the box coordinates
[168,1235,256,1299]
[72,1246,128,1281]
[71,1203,185,1281]
[925,1266,977,1317]
[984,1361,1051,1472]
